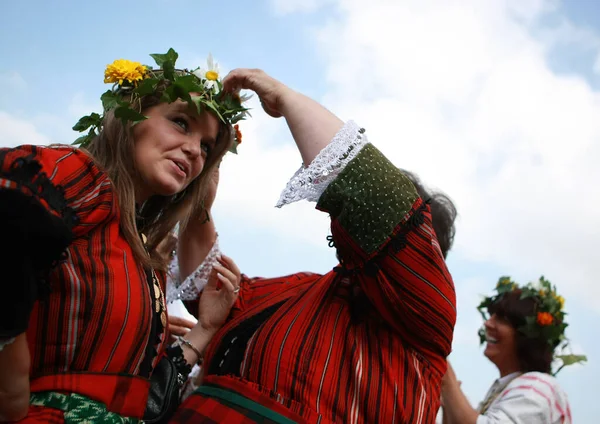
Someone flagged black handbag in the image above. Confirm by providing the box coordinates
[143,346,191,424]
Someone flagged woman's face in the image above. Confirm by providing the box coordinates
[483,313,519,372]
[132,99,220,202]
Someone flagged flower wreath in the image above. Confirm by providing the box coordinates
[72,48,249,153]
[477,276,587,375]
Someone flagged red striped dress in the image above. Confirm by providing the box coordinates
[0,145,167,422]
[172,123,457,423]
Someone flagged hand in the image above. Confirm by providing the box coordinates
[168,316,196,343]
[197,254,241,332]
[222,69,293,118]
[442,360,460,389]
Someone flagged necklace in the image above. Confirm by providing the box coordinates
[479,373,522,414]
[142,233,167,329]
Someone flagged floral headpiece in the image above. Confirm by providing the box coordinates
[72,48,249,153]
[477,276,587,375]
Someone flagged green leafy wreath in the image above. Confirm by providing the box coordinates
[72,48,249,153]
[477,276,587,375]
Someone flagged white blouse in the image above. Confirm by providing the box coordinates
[476,372,571,424]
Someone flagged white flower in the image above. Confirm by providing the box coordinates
[239,92,253,103]
[193,53,220,93]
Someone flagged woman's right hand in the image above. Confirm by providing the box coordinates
[222,69,294,118]
[196,254,241,333]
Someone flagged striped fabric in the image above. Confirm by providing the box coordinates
[173,143,457,424]
[0,145,167,421]
[477,372,572,424]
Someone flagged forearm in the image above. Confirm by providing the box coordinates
[179,324,217,366]
[177,212,217,281]
[280,90,344,166]
[0,333,30,421]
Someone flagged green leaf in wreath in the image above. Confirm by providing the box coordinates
[114,106,147,125]
[72,113,102,132]
[150,48,178,80]
[556,354,587,366]
[133,78,159,96]
[100,90,120,111]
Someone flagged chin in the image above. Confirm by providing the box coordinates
[153,179,186,198]
[484,343,498,360]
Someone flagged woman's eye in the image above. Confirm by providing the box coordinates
[201,142,211,155]
[173,117,189,132]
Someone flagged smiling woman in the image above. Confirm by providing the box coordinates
[440,277,586,424]
[0,48,248,423]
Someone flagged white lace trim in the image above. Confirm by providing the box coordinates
[0,337,15,352]
[181,364,203,400]
[166,237,221,303]
[276,120,368,207]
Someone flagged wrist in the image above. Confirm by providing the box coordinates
[177,325,214,366]
[278,87,301,117]
[187,323,217,351]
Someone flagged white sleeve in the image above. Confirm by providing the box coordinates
[276,120,368,207]
[166,236,221,303]
[476,374,570,424]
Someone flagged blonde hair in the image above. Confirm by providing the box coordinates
[85,85,231,270]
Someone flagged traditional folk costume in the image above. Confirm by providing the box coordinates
[168,121,457,424]
[0,49,247,422]
[0,145,168,422]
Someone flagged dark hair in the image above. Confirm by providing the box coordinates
[489,290,554,374]
[402,171,457,258]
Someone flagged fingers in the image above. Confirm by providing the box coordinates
[214,263,237,287]
[222,68,259,93]
[216,271,236,293]
[218,254,240,280]
[169,316,196,329]
[168,316,196,340]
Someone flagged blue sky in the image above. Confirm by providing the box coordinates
[1,0,599,422]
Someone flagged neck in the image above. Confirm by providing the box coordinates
[497,363,521,378]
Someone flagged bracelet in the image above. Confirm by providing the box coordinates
[177,336,204,365]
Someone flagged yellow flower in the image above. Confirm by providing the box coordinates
[539,289,546,297]
[556,295,565,310]
[104,59,147,86]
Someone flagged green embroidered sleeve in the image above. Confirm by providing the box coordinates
[317,143,419,254]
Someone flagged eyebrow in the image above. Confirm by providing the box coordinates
[171,101,199,118]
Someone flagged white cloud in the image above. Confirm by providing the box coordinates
[0,112,50,148]
[257,0,600,312]
[213,97,334,249]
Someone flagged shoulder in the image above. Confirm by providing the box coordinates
[2,144,106,183]
[501,372,570,418]
[509,372,565,396]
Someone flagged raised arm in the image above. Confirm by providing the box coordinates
[222,69,343,166]
[223,69,457,369]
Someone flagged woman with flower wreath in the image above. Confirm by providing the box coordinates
[440,276,586,424]
[0,49,246,422]
[164,67,459,424]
